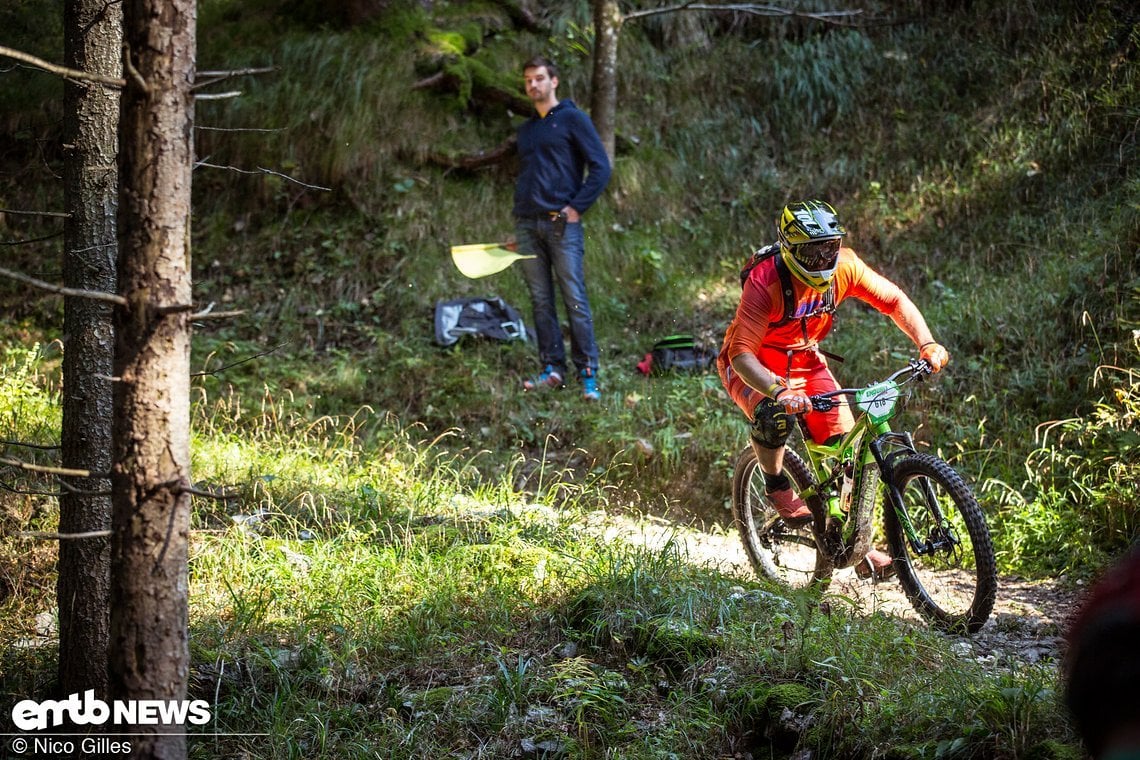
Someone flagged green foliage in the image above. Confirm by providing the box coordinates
[763,30,875,143]
[0,352,1089,757]
[0,345,60,447]
[0,2,1136,754]
[992,337,1140,575]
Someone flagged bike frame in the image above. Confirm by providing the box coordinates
[793,362,946,557]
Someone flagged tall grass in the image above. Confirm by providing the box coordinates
[989,337,1140,574]
[3,0,1096,565]
[0,0,1136,623]
[0,348,1089,758]
[180,0,1138,551]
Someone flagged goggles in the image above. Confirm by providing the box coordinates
[791,238,841,270]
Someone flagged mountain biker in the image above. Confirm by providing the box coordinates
[717,199,950,580]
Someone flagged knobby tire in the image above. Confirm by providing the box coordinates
[883,453,997,633]
[732,446,831,589]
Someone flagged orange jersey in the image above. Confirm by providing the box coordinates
[718,247,905,376]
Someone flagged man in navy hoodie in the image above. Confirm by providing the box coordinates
[513,55,611,401]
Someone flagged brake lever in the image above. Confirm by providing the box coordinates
[811,397,835,412]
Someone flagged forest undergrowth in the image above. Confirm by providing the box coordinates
[1,0,1137,757]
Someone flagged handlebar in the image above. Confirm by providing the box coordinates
[809,359,933,413]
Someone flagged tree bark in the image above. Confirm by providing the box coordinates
[110,0,196,756]
[590,0,622,162]
[58,0,121,704]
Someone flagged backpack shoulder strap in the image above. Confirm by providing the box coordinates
[770,251,835,328]
[772,253,798,325]
[739,243,780,288]
[741,243,834,328]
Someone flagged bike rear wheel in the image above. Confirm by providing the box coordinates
[732,445,831,589]
[883,453,997,633]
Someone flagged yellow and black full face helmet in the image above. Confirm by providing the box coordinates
[777,200,847,291]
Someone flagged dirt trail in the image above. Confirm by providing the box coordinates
[592,512,1080,666]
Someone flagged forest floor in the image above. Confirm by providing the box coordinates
[591,511,1080,669]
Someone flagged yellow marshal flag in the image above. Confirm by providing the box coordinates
[449,243,536,278]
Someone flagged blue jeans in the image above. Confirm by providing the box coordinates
[515,216,599,376]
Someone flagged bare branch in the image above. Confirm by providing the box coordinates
[197,67,277,77]
[59,480,111,497]
[18,530,112,541]
[0,265,128,306]
[154,303,196,316]
[0,456,102,479]
[413,70,448,91]
[191,303,246,321]
[121,42,150,93]
[181,485,239,501]
[195,90,242,101]
[194,161,332,191]
[0,477,109,498]
[0,439,60,451]
[0,44,126,87]
[155,301,244,320]
[193,342,289,378]
[20,527,235,539]
[0,208,70,219]
[625,2,862,23]
[195,126,285,134]
[0,479,66,497]
[624,0,695,22]
[413,70,532,115]
[428,134,518,172]
[2,231,64,247]
[194,66,277,89]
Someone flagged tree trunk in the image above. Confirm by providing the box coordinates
[590,0,621,162]
[110,0,196,756]
[58,0,121,704]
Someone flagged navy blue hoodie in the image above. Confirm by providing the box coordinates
[513,99,612,218]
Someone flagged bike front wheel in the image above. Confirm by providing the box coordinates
[732,445,831,589]
[883,453,997,633]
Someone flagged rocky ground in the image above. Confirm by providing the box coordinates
[592,511,1083,668]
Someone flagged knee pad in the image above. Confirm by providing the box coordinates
[749,397,792,449]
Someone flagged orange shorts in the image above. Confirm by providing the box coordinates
[720,347,854,444]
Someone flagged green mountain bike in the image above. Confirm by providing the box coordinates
[731,359,997,633]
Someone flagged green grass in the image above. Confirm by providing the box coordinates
[0,366,1087,757]
[6,0,1136,568]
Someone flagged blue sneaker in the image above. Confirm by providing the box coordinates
[523,365,564,391]
[580,368,600,401]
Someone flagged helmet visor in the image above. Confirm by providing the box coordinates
[791,238,840,270]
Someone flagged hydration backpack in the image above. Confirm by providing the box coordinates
[739,244,844,362]
[739,243,835,328]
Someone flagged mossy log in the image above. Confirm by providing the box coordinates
[428,134,517,172]
[414,54,531,115]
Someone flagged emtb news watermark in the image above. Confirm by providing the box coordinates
[12,690,212,731]
[7,691,212,755]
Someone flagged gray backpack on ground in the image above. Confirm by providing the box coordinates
[433,296,529,347]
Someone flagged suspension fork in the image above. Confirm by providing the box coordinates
[870,430,943,555]
[874,430,962,555]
